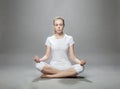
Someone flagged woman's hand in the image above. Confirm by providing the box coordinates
[80,60,86,66]
[34,56,40,63]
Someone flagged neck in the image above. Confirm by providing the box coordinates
[55,32,64,36]
[54,32,65,39]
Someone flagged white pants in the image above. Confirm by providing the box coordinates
[35,62,84,74]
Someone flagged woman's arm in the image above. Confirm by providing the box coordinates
[69,45,86,66]
[40,46,51,61]
[34,46,51,62]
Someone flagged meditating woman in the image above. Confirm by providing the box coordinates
[34,16,86,78]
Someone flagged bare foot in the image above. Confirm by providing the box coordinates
[34,56,40,63]
[40,74,77,78]
[41,74,53,78]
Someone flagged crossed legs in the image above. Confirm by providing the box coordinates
[40,65,77,78]
[34,56,84,78]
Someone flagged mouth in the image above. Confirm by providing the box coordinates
[57,29,61,31]
[57,30,61,32]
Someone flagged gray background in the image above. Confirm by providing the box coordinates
[0,0,120,89]
[0,0,120,67]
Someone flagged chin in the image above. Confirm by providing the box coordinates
[56,31,62,33]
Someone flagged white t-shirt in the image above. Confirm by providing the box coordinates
[45,34,75,70]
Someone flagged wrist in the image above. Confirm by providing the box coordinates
[79,61,82,65]
[40,55,48,61]
[39,58,44,62]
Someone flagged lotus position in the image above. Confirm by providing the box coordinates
[34,16,86,78]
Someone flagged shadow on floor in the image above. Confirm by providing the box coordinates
[32,76,92,85]
[32,76,51,82]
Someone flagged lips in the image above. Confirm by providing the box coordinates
[57,29,61,31]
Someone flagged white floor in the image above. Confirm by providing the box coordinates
[0,52,120,89]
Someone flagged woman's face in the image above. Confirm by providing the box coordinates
[54,19,64,34]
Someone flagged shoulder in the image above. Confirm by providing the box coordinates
[65,34,74,39]
[65,34,75,45]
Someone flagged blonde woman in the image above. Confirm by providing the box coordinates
[34,17,86,78]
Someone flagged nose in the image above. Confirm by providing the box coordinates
[58,25,60,28]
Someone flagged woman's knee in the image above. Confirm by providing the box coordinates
[74,64,84,74]
[35,62,46,71]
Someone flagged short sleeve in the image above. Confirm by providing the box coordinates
[69,36,75,46]
[45,37,51,47]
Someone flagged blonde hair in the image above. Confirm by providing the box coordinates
[53,16,65,34]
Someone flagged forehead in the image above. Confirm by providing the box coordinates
[54,19,63,24]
